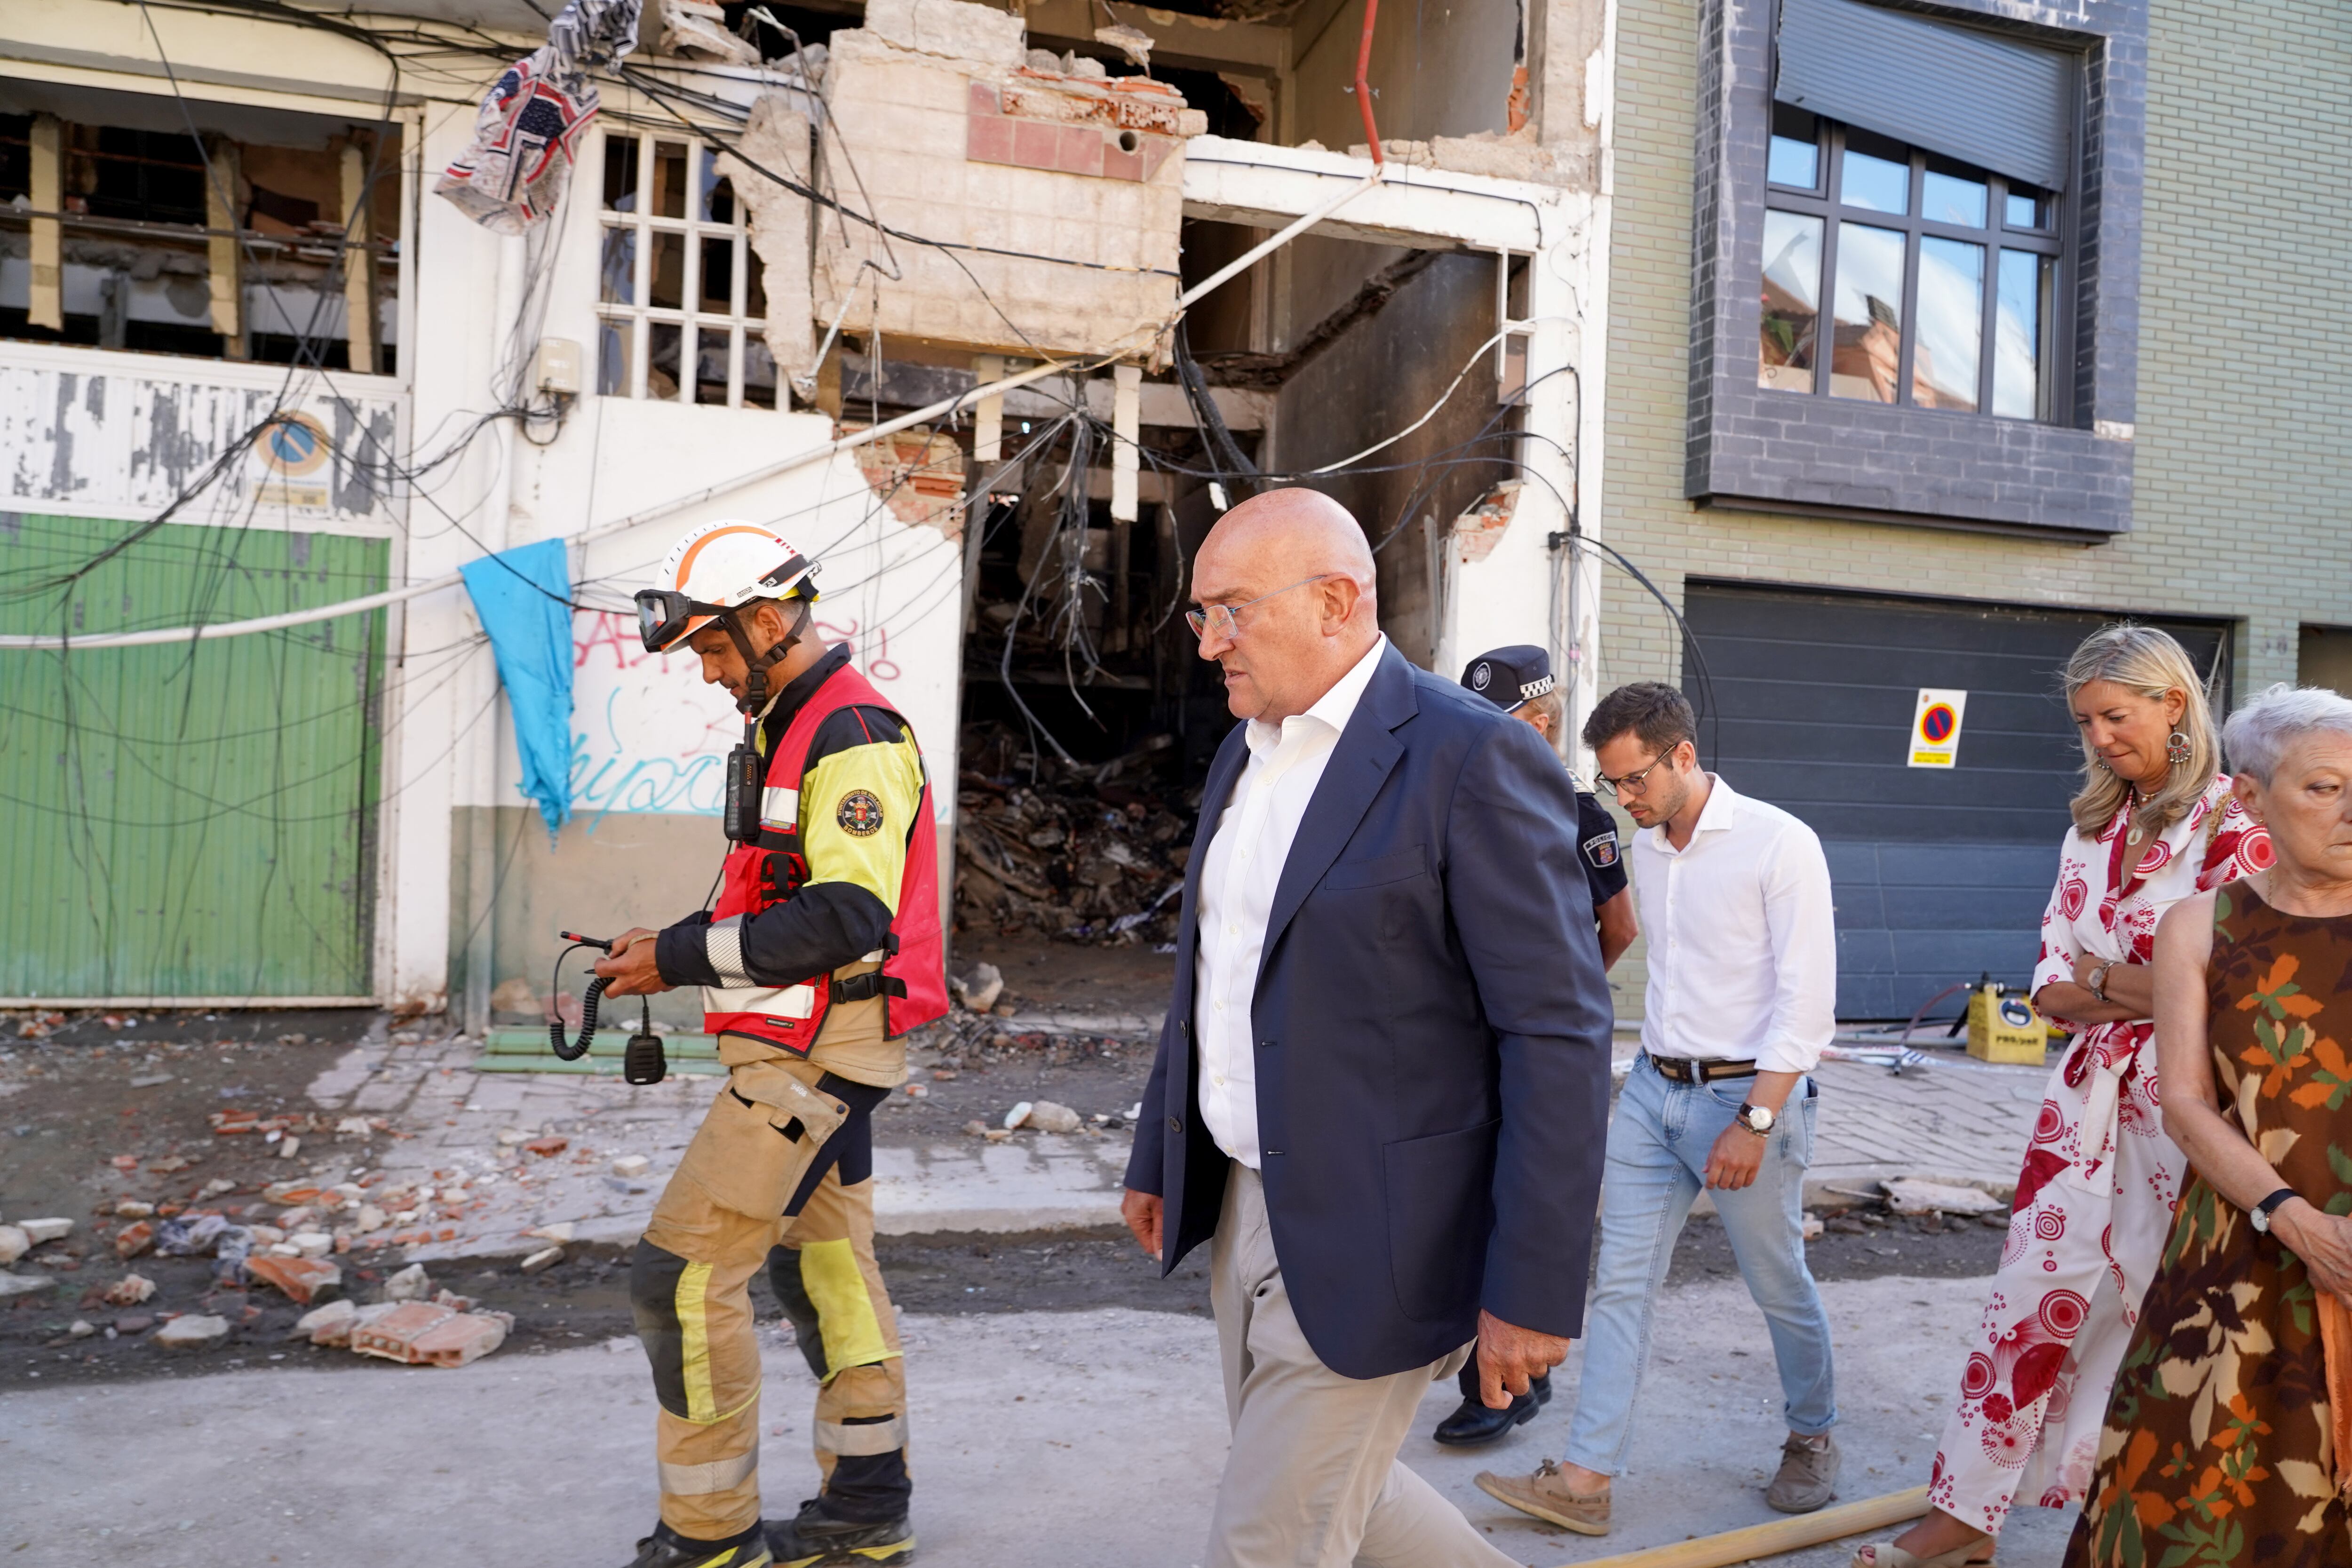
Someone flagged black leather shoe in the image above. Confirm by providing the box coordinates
[764,1497,915,1567]
[1432,1372,1551,1447]
[620,1521,772,1568]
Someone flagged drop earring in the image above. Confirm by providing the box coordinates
[2166,730,2193,765]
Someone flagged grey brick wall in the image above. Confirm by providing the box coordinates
[1596,0,2352,1016]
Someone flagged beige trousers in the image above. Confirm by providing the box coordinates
[1206,1163,1520,1568]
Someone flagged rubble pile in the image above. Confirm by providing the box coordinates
[953,730,1196,943]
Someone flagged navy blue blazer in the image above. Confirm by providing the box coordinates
[1124,642,1614,1380]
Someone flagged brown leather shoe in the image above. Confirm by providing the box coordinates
[1767,1432,1841,1513]
[1474,1458,1611,1536]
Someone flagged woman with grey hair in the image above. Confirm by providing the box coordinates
[1858,627,2269,1568]
[2066,685,2352,1567]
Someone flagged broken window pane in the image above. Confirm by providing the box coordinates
[647,321,684,400]
[699,235,733,313]
[599,225,637,306]
[597,316,634,396]
[703,172,734,225]
[744,246,766,320]
[652,141,689,220]
[649,231,685,310]
[743,331,778,409]
[603,134,639,212]
[695,326,733,405]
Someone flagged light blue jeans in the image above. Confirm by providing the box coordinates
[1562,1053,1837,1475]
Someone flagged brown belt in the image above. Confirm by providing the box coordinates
[1646,1053,1758,1084]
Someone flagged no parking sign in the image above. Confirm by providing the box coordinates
[1909,688,1967,767]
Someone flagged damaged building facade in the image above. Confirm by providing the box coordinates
[0,0,1618,1020]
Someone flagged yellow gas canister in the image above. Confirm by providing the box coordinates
[1968,981,2048,1064]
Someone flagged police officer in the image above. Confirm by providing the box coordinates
[1431,643,1637,1447]
[596,520,941,1568]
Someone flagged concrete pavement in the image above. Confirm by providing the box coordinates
[0,1273,2076,1568]
[310,1024,2054,1266]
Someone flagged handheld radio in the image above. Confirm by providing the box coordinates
[548,931,668,1084]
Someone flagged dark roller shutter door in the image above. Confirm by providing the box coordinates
[1775,0,2076,193]
[1682,583,2227,1020]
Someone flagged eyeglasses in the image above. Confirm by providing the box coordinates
[1185,575,1331,641]
[1595,754,1672,796]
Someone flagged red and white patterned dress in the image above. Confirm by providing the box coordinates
[1925,777,2269,1535]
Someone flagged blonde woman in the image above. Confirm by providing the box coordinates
[1856,627,2270,1568]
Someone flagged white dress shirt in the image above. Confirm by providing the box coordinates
[1194,635,1389,1168]
[1630,772,1836,1075]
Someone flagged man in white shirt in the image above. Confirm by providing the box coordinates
[1478,682,1839,1536]
[1121,488,1615,1568]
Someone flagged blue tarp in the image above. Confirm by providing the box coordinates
[461,538,574,839]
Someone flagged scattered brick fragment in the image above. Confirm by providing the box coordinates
[246,1255,343,1305]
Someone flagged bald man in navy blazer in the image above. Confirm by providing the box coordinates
[1121,488,1615,1567]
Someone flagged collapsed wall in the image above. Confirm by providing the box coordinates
[808,0,1202,361]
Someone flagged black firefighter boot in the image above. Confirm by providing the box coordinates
[619,1520,773,1568]
[1432,1348,1553,1447]
[764,1496,914,1567]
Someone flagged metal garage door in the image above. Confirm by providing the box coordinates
[0,514,387,1002]
[1681,582,2228,1021]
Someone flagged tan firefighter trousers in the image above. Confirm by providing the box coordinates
[631,1051,908,1541]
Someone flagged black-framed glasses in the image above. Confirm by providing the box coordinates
[1595,755,1671,796]
[1185,575,1330,641]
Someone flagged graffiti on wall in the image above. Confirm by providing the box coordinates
[564,610,906,821]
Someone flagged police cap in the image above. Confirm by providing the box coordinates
[1459,645,1556,711]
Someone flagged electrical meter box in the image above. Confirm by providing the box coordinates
[1968,982,2047,1065]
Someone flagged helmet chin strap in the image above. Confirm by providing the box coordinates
[723,598,814,719]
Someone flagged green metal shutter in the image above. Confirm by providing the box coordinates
[0,513,388,1001]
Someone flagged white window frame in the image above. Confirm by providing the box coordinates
[595,129,772,408]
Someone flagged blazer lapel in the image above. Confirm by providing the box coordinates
[1257,643,1417,965]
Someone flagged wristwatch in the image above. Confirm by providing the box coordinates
[2250,1187,2301,1234]
[1734,1102,1777,1136]
[2086,962,2115,1003]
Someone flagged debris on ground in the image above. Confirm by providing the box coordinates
[949,962,1005,1013]
[0,1272,55,1299]
[152,1313,230,1350]
[519,1245,564,1274]
[1883,1178,2007,1217]
[384,1262,434,1301]
[246,1255,342,1304]
[953,730,1195,945]
[103,1273,156,1305]
[0,1226,26,1265]
[351,1300,511,1367]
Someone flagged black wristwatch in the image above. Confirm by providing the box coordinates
[2250,1187,2300,1234]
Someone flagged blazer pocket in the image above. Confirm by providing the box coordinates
[1322,846,1430,891]
[1382,1119,1500,1323]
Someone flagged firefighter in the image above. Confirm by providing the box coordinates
[595,519,944,1568]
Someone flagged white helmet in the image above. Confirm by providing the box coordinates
[634,519,818,654]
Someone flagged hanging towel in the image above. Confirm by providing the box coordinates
[461,539,576,839]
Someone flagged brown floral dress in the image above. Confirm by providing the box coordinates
[2066,884,2352,1568]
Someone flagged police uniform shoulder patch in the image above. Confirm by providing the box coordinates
[836,789,885,837]
[1581,831,1620,868]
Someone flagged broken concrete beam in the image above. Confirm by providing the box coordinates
[247,1255,344,1305]
[656,0,759,64]
[862,0,1026,66]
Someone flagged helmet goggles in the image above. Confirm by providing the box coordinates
[632,552,816,653]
